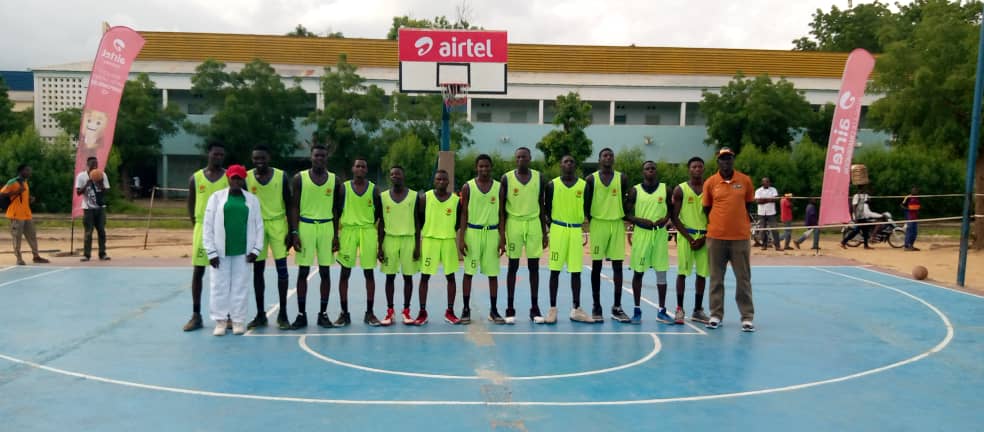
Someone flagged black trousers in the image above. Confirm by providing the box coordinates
[83,208,107,258]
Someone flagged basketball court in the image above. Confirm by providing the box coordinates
[0,262,981,430]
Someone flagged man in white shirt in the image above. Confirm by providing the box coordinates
[75,156,111,261]
[840,184,885,249]
[754,177,781,251]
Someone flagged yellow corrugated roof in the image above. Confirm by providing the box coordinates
[137,31,850,78]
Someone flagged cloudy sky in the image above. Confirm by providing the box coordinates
[0,0,876,70]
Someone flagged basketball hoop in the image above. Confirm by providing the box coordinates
[440,83,469,110]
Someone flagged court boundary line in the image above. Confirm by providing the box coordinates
[0,266,958,405]
[854,266,984,299]
[0,268,69,288]
[298,333,661,380]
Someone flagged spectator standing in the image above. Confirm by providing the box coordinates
[780,193,794,250]
[75,156,111,261]
[901,186,921,251]
[754,178,781,251]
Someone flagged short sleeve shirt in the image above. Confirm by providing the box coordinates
[75,171,110,210]
[754,186,778,216]
[702,171,754,240]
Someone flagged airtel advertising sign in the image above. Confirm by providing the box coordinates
[399,28,507,63]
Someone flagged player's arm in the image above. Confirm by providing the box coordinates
[75,173,85,196]
[745,178,756,223]
[655,185,673,227]
[498,175,508,247]
[415,192,425,259]
[543,180,554,225]
[702,179,713,218]
[671,185,695,245]
[539,174,548,247]
[187,175,196,224]
[289,173,302,249]
[332,180,343,250]
[374,188,385,262]
[457,183,470,256]
[621,173,632,222]
[583,174,594,222]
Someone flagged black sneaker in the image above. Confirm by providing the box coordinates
[182,313,203,332]
[459,308,472,325]
[591,305,605,323]
[334,312,351,327]
[247,313,268,329]
[488,309,506,325]
[364,311,381,327]
[504,307,516,324]
[316,312,334,328]
[277,312,291,330]
[290,313,308,330]
[611,306,631,323]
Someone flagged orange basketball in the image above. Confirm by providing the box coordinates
[89,169,104,183]
[912,265,928,281]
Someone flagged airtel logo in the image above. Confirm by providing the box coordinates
[839,91,856,110]
[113,38,126,52]
[415,37,434,56]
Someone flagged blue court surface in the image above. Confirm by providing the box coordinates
[0,263,982,431]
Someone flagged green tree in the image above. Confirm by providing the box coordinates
[0,76,26,136]
[699,73,814,153]
[114,73,186,197]
[865,0,984,246]
[52,108,82,141]
[792,1,893,52]
[286,24,318,37]
[613,147,647,187]
[536,92,593,166]
[186,58,310,164]
[378,91,473,183]
[381,134,438,191]
[307,54,389,174]
[386,11,479,40]
[0,129,74,212]
[805,103,836,146]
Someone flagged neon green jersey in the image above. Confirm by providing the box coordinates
[505,169,540,219]
[193,169,228,221]
[466,179,500,226]
[590,171,625,220]
[299,170,336,220]
[678,182,707,230]
[246,168,285,220]
[633,183,668,221]
[422,190,459,239]
[340,180,376,228]
[551,177,586,224]
[381,189,417,236]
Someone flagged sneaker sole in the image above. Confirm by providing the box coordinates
[742,327,756,332]
[444,318,460,325]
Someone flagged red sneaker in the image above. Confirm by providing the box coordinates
[413,310,428,326]
[402,308,414,325]
[444,309,460,325]
[380,308,395,326]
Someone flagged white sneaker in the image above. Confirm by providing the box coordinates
[570,307,593,323]
[706,316,721,329]
[504,316,516,325]
[544,307,558,324]
[213,320,227,336]
[232,321,246,335]
[741,320,756,332]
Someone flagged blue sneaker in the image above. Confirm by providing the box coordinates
[655,307,673,324]
[630,307,642,324]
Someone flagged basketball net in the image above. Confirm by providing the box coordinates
[440,83,469,110]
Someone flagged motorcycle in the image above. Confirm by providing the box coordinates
[840,212,905,248]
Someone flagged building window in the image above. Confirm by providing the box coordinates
[644,114,661,125]
[475,112,492,123]
[614,114,627,125]
[509,111,526,123]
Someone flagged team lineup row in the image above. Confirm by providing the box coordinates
[185,141,758,336]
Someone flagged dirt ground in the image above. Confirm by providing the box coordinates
[1,226,981,294]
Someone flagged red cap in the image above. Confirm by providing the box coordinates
[226,164,247,179]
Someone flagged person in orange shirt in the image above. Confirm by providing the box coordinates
[0,164,49,266]
[701,148,755,332]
